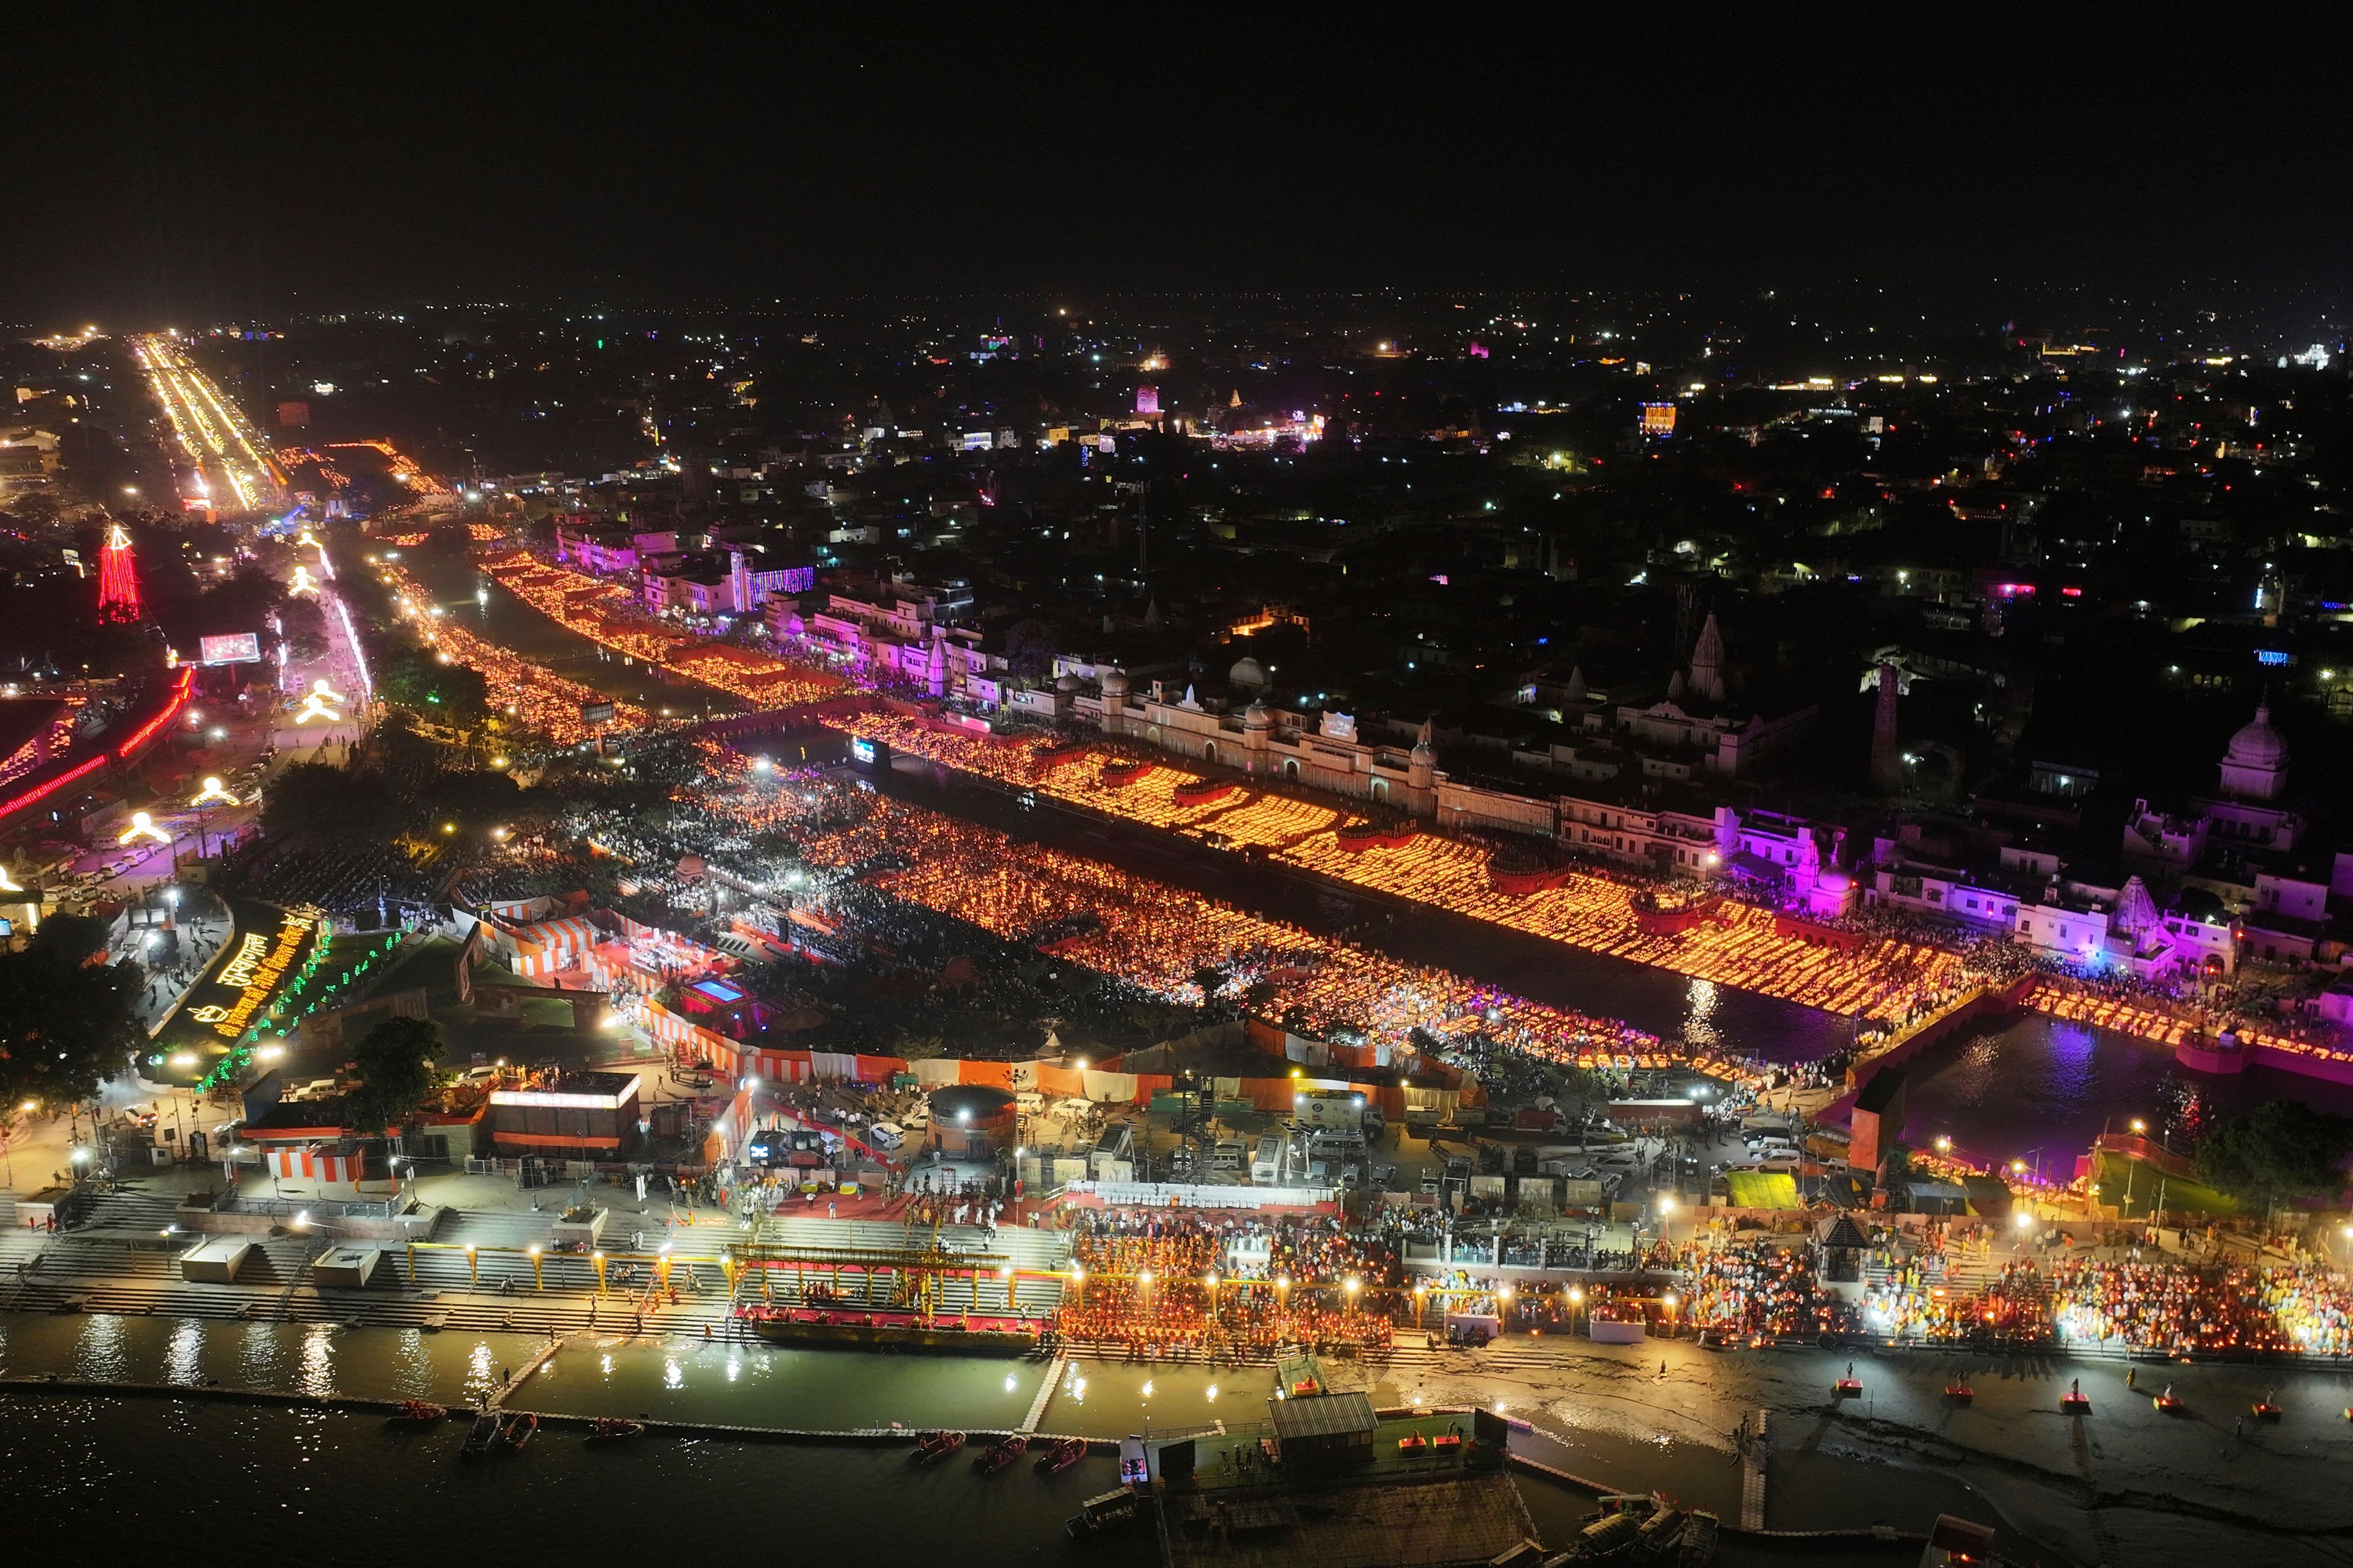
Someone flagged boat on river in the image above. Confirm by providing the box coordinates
[587,1418,646,1442]
[388,1401,447,1425]
[737,1303,1039,1355]
[499,1412,537,1452]
[975,1434,1028,1473]
[460,1410,501,1456]
[912,1430,967,1464]
[1036,1436,1088,1475]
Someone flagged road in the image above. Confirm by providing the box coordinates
[129,333,287,517]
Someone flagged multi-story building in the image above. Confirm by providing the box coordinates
[769,575,991,698]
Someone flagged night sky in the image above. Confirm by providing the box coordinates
[7,13,2349,326]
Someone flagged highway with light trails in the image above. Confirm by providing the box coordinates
[131,333,288,517]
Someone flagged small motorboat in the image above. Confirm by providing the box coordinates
[1832,1378,1863,1399]
[1035,1436,1087,1475]
[975,1434,1028,1473]
[2153,1395,2186,1416]
[460,1409,501,1456]
[2061,1393,2091,1414]
[2254,1402,2283,1422]
[587,1418,646,1442]
[388,1400,447,1425]
[1943,1385,1974,1404]
[1397,1432,1430,1455]
[499,1411,538,1451]
[912,1430,966,1464]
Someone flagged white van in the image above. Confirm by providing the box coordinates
[1212,1140,1245,1173]
[866,1123,906,1153]
[1251,1135,1286,1184]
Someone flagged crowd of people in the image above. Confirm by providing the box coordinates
[1051,1209,1397,1355]
[1684,1243,1859,1339]
[766,779,1688,1069]
[781,708,1972,1028]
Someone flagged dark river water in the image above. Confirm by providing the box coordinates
[0,1313,1937,1566]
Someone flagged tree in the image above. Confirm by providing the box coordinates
[0,945,146,1110]
[262,760,400,843]
[344,1015,446,1136]
[1001,618,1059,680]
[2194,1100,2353,1207]
[32,912,113,965]
[375,645,488,724]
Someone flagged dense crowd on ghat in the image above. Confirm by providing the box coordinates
[454,575,2010,1034]
[800,709,1972,1026]
[773,782,1677,1066]
[1684,1243,1859,1338]
[1823,1244,2353,1356]
[1053,1210,1396,1354]
[377,560,656,744]
[439,567,2353,1067]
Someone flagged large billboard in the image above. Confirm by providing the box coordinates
[199,633,263,665]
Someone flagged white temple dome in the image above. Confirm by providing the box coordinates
[1229,656,1270,692]
[2224,705,2287,769]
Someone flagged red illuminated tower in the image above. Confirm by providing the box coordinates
[97,523,142,622]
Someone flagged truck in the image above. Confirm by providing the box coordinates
[1251,1134,1287,1184]
[1294,1088,1384,1134]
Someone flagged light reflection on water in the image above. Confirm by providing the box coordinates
[164,1321,202,1385]
[297,1325,335,1398]
[74,1316,126,1383]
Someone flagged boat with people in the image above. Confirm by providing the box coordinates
[912,1430,967,1464]
[587,1418,646,1442]
[388,1400,447,1425]
[1035,1436,1088,1475]
[460,1409,501,1456]
[975,1434,1028,1473]
[737,1301,1039,1355]
[499,1412,537,1451]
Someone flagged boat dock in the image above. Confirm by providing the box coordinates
[1738,1409,1768,1531]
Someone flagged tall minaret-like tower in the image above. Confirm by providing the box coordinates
[1869,662,1903,792]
